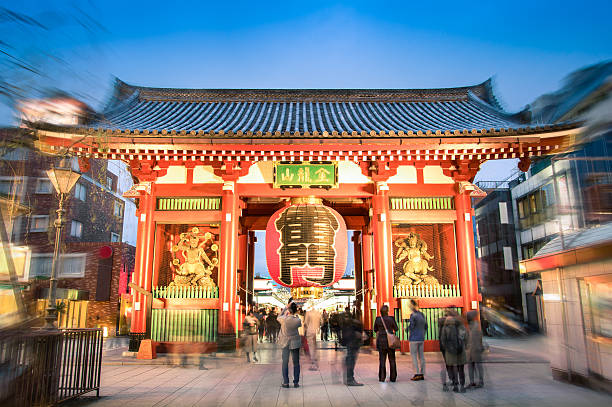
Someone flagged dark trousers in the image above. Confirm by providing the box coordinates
[378,347,397,381]
[345,345,359,382]
[282,347,300,385]
[446,364,465,386]
[321,324,329,341]
[468,362,484,384]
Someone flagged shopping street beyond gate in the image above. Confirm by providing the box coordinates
[65,338,612,407]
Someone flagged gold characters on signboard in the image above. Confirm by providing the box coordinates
[394,232,439,287]
[169,227,218,288]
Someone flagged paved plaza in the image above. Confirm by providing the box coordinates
[65,337,612,407]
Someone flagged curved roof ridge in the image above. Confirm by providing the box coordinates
[109,77,506,105]
[467,91,532,124]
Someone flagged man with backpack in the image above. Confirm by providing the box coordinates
[439,309,467,393]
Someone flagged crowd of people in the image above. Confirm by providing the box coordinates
[241,299,486,392]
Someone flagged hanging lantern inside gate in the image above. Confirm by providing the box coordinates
[266,197,347,288]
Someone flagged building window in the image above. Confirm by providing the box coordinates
[0,179,12,196]
[517,185,556,229]
[30,254,53,278]
[35,178,53,194]
[30,253,86,278]
[74,183,87,201]
[110,232,120,242]
[113,201,124,217]
[580,275,612,340]
[70,220,83,238]
[106,175,114,191]
[59,254,86,278]
[30,215,49,232]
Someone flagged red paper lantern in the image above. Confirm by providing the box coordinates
[266,200,347,288]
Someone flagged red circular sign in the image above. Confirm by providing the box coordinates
[99,245,113,259]
[265,203,347,288]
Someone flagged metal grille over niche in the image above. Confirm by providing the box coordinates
[389,197,454,210]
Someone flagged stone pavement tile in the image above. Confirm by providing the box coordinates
[66,343,612,407]
[221,364,270,407]
[249,363,282,407]
[192,361,253,406]
[93,367,180,406]
[152,367,217,406]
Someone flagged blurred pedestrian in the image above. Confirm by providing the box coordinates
[257,308,266,342]
[466,310,485,388]
[440,310,466,393]
[321,309,329,341]
[330,310,341,349]
[305,305,321,370]
[243,310,259,363]
[408,299,427,381]
[374,304,399,382]
[266,308,279,343]
[341,306,364,386]
[438,315,450,391]
[278,300,302,388]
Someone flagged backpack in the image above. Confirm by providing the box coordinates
[442,319,465,355]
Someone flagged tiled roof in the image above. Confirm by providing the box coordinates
[534,222,612,258]
[40,78,577,138]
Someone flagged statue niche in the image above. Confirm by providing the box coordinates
[394,232,439,287]
[169,227,218,288]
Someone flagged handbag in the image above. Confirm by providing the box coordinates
[381,316,401,349]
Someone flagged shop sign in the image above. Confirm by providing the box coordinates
[273,162,337,189]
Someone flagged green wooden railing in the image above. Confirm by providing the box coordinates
[151,309,218,342]
[393,284,460,298]
[152,285,219,299]
[394,307,462,341]
[157,197,221,211]
[389,197,454,211]
[151,285,219,343]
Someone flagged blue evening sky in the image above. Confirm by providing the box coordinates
[5,1,611,277]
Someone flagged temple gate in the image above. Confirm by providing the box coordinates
[31,79,578,354]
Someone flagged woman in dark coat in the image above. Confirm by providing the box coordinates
[466,310,485,388]
[439,310,466,392]
[373,305,399,382]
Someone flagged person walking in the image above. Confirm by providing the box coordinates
[257,308,266,342]
[304,306,322,370]
[373,305,399,382]
[340,306,364,386]
[440,310,467,393]
[266,308,278,343]
[466,310,485,388]
[243,310,259,363]
[407,299,427,381]
[438,315,450,391]
[278,300,302,388]
[321,310,329,341]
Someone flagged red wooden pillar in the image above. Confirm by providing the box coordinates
[371,181,394,313]
[352,231,363,320]
[246,231,256,307]
[238,231,248,311]
[455,188,479,312]
[218,180,239,350]
[361,229,373,331]
[129,186,156,347]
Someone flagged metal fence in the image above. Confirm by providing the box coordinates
[0,327,103,406]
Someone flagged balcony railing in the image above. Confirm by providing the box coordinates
[393,284,460,298]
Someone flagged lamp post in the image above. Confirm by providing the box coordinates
[44,157,81,329]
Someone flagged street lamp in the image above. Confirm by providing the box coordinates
[44,157,81,328]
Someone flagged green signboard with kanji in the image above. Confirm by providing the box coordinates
[273,162,338,189]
